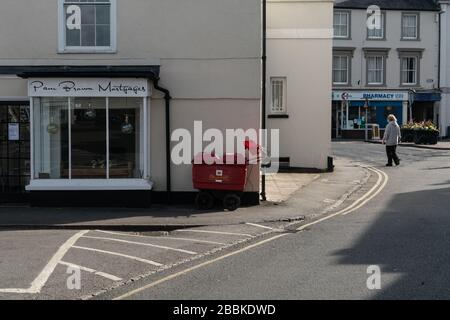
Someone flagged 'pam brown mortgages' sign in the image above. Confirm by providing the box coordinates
[28,78,150,97]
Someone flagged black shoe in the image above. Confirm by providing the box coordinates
[395,160,400,166]
[386,163,393,167]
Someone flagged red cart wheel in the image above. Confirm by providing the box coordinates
[223,193,241,211]
[195,191,214,210]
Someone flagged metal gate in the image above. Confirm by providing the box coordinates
[0,102,30,204]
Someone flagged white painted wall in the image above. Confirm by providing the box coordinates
[267,0,333,169]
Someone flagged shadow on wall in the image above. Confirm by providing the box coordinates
[332,185,450,299]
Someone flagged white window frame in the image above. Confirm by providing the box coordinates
[57,0,117,53]
[401,56,418,86]
[367,12,385,40]
[27,96,151,191]
[367,56,384,86]
[402,13,419,40]
[270,77,287,114]
[334,11,350,39]
[333,55,349,85]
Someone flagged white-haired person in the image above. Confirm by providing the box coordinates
[382,114,402,167]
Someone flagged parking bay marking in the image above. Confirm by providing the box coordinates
[175,229,253,237]
[0,230,89,294]
[72,246,163,267]
[113,233,288,300]
[81,236,197,255]
[95,230,226,246]
[59,261,122,282]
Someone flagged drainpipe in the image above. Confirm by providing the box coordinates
[261,0,267,202]
[154,78,172,203]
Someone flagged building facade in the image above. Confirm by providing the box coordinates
[266,0,333,170]
[439,0,450,137]
[0,0,262,206]
[332,0,441,139]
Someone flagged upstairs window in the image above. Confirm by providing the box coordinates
[367,56,384,85]
[402,13,419,40]
[334,11,350,39]
[333,55,349,85]
[401,57,418,85]
[367,12,385,40]
[58,0,117,53]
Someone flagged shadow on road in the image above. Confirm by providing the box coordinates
[332,186,450,299]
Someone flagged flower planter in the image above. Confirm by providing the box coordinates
[413,130,439,145]
[401,129,415,143]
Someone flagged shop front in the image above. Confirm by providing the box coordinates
[8,69,159,207]
[26,77,153,207]
[332,91,409,140]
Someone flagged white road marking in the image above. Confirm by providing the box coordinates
[59,261,122,282]
[72,246,163,267]
[95,230,226,246]
[175,229,253,237]
[245,222,282,231]
[297,166,388,231]
[81,235,197,255]
[113,233,288,300]
[0,230,89,294]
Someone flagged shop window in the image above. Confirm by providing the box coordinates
[402,13,419,40]
[58,0,117,53]
[270,77,287,114]
[334,11,350,39]
[33,97,144,180]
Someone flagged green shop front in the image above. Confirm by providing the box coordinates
[332,91,409,140]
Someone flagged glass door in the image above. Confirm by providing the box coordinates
[0,103,30,204]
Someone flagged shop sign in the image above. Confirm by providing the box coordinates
[333,91,408,102]
[28,78,150,97]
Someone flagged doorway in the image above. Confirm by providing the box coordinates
[0,102,30,204]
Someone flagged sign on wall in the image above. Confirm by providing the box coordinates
[332,91,409,102]
[28,78,150,97]
[8,123,19,141]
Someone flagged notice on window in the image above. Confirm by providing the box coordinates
[8,123,19,141]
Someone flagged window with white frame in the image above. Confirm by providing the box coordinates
[367,12,385,39]
[401,57,418,85]
[32,97,145,180]
[59,0,116,52]
[333,55,349,85]
[334,11,350,39]
[271,78,287,114]
[402,13,419,40]
[367,56,384,85]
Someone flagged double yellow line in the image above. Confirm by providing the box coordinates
[297,166,389,231]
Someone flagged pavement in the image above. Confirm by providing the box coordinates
[367,138,450,150]
[0,158,368,228]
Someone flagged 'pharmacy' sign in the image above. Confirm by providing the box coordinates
[28,78,150,97]
[332,91,408,102]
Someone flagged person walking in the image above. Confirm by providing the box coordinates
[382,114,402,167]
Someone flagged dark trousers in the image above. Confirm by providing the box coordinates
[386,145,400,165]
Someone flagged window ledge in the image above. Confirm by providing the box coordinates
[58,48,117,54]
[26,179,154,191]
[268,114,289,119]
